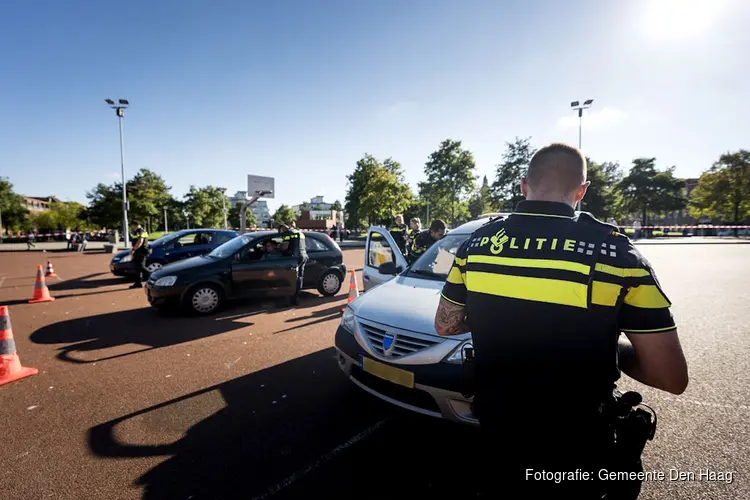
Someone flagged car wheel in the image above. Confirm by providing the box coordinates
[146,262,164,273]
[317,269,343,297]
[187,284,222,315]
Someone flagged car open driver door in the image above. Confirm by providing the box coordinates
[363,227,408,292]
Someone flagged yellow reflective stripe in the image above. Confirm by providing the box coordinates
[454,257,466,266]
[467,254,590,275]
[591,281,622,307]
[440,293,465,307]
[446,266,465,285]
[624,285,670,309]
[595,263,650,278]
[465,271,587,308]
[621,326,676,333]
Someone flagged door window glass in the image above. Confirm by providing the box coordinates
[306,237,329,252]
[367,231,396,267]
[212,232,234,245]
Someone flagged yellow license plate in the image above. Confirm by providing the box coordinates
[360,355,414,389]
[110,264,115,272]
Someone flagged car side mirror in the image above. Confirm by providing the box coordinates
[378,261,400,275]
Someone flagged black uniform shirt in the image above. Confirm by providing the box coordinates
[409,229,438,261]
[389,224,407,253]
[440,200,675,410]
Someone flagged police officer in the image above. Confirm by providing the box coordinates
[129,222,150,289]
[407,219,446,264]
[434,143,689,498]
[389,214,407,255]
[279,221,308,305]
[405,217,422,258]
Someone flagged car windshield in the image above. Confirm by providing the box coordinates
[149,233,181,247]
[408,233,468,280]
[208,234,255,258]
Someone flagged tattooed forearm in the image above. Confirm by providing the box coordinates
[434,298,469,336]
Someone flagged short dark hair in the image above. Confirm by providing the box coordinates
[430,219,446,232]
[526,143,587,195]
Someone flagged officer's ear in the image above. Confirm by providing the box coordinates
[575,181,591,203]
[520,177,529,197]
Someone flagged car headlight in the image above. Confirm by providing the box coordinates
[154,276,177,287]
[444,340,473,364]
[341,307,356,333]
[119,254,132,263]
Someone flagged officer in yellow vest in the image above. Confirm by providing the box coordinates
[129,222,150,289]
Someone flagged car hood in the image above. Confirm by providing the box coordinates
[151,255,216,276]
[113,249,130,259]
[350,275,470,340]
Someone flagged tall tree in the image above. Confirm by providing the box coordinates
[492,137,536,210]
[582,159,623,220]
[418,139,476,224]
[689,150,750,224]
[331,200,343,212]
[0,177,29,234]
[616,158,686,224]
[228,202,257,229]
[127,169,172,232]
[86,182,123,229]
[270,204,296,226]
[183,185,229,228]
[345,154,412,227]
[468,175,493,219]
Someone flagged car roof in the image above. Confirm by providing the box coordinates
[172,228,237,235]
[450,213,512,234]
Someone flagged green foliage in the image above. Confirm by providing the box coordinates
[345,154,412,227]
[582,159,623,221]
[86,182,123,229]
[491,137,535,210]
[616,158,686,223]
[689,150,750,223]
[331,200,343,212]
[468,175,493,219]
[228,201,258,228]
[270,204,296,226]
[418,139,476,224]
[127,169,172,230]
[183,186,229,228]
[0,177,29,233]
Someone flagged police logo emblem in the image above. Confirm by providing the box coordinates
[490,228,510,255]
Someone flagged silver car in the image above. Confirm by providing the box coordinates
[334,214,509,425]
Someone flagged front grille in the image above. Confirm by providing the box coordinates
[362,324,442,358]
[351,365,440,413]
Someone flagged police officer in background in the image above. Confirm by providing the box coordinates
[279,221,308,305]
[405,217,422,258]
[407,219,446,264]
[434,143,689,498]
[389,214,407,254]
[129,222,150,289]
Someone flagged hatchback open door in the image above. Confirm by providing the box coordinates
[362,227,408,292]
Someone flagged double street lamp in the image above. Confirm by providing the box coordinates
[570,99,594,211]
[105,98,130,248]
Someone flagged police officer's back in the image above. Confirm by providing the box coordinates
[279,221,308,305]
[129,223,150,289]
[434,143,688,497]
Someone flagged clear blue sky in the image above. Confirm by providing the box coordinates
[2,0,748,212]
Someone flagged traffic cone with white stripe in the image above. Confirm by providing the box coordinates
[342,270,359,312]
[29,264,55,303]
[45,260,57,277]
[0,306,39,386]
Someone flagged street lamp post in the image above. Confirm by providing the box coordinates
[105,98,131,247]
[570,99,594,211]
[220,188,228,229]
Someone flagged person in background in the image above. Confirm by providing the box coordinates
[405,217,422,258]
[407,219,446,264]
[389,214,407,254]
[633,219,642,240]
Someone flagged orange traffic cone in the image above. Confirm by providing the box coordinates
[342,270,359,312]
[29,265,55,303]
[45,260,56,277]
[0,306,39,386]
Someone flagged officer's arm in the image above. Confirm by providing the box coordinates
[617,247,688,395]
[132,237,143,252]
[434,245,470,336]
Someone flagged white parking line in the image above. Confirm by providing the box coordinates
[250,417,390,499]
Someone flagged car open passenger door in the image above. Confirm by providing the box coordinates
[363,227,407,292]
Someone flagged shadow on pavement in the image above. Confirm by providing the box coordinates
[87,347,406,499]
[29,292,345,364]
[48,272,120,291]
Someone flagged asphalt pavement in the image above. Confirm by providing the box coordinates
[0,244,747,499]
